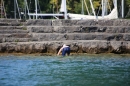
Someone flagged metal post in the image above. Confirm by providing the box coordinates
[53,0,54,19]
[0,0,2,18]
[84,0,90,15]
[64,0,67,19]
[35,0,37,19]
[14,0,16,19]
[25,0,30,19]
[104,0,108,15]
[81,0,84,14]
[90,0,96,17]
[102,0,104,18]
[122,0,124,18]
[3,0,7,18]
[24,0,26,19]
[16,0,21,19]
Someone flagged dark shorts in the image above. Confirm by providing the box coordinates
[62,47,70,56]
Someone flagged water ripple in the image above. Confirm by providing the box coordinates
[0,55,130,86]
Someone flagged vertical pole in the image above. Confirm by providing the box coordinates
[25,0,30,19]
[90,0,96,17]
[16,0,21,19]
[102,0,104,18]
[64,0,67,19]
[14,0,16,19]
[84,0,90,15]
[0,0,2,18]
[104,0,108,15]
[53,0,54,19]
[82,0,84,14]
[24,0,26,20]
[2,0,7,18]
[35,0,37,19]
[122,0,124,18]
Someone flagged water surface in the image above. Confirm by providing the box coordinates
[0,54,130,86]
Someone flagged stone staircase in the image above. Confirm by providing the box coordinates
[0,19,130,54]
[26,19,130,41]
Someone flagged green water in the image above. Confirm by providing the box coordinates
[0,54,130,86]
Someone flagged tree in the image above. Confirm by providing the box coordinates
[125,0,130,18]
[2,0,130,19]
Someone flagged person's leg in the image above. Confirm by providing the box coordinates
[62,48,66,56]
[66,47,70,56]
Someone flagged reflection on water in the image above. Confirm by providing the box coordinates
[0,54,130,86]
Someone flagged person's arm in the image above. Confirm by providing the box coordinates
[57,47,63,55]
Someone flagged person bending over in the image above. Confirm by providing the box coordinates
[57,44,70,56]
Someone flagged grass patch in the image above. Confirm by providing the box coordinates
[22,27,27,30]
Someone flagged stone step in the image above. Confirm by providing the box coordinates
[0,19,21,22]
[0,26,130,33]
[27,26,130,33]
[0,33,31,38]
[0,40,130,54]
[31,33,130,41]
[0,22,22,26]
[0,26,27,30]
[1,19,130,27]
[26,19,130,26]
[0,30,29,34]
[0,19,23,26]
[0,38,31,43]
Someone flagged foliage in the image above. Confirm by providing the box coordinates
[2,0,130,18]
[125,0,130,18]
